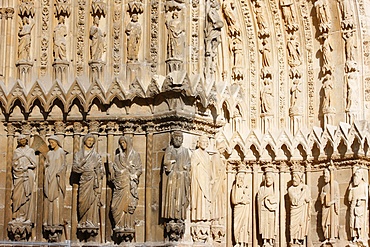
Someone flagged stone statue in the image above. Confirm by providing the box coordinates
[343,31,357,72]
[260,78,273,113]
[320,168,339,243]
[110,136,142,234]
[280,0,298,31]
[18,17,35,61]
[254,0,269,37]
[260,39,271,68]
[205,0,224,58]
[11,135,36,223]
[315,0,331,32]
[211,139,227,223]
[165,11,185,60]
[257,166,278,247]
[126,14,142,62]
[43,136,67,227]
[337,0,353,27]
[73,134,105,230]
[287,35,302,67]
[348,167,368,244]
[221,0,240,37]
[321,35,333,74]
[191,135,212,221]
[322,73,333,110]
[89,16,105,61]
[161,131,191,241]
[288,166,311,246]
[290,78,302,108]
[53,15,67,61]
[231,170,251,247]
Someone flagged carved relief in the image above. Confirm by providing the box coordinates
[161,131,190,241]
[257,166,278,247]
[72,134,105,241]
[343,30,358,73]
[288,165,311,247]
[337,0,354,29]
[89,16,105,61]
[287,34,302,67]
[126,14,142,63]
[112,0,122,75]
[110,136,142,242]
[8,135,36,241]
[76,0,86,75]
[260,77,273,113]
[40,0,50,76]
[348,166,368,245]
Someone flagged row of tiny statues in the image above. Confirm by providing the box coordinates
[7,132,369,246]
[8,134,142,243]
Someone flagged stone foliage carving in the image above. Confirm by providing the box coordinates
[89,16,105,61]
[53,16,67,61]
[288,166,311,246]
[348,167,368,245]
[72,134,105,231]
[257,166,278,247]
[161,131,190,241]
[126,14,142,62]
[231,170,251,247]
[110,136,142,234]
[320,168,339,243]
[18,17,35,62]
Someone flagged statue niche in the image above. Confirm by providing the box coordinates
[110,136,143,243]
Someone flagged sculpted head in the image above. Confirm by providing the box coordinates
[324,169,330,184]
[265,172,274,187]
[236,171,245,186]
[48,135,61,150]
[198,135,209,150]
[131,14,138,22]
[216,139,226,155]
[353,167,364,186]
[171,131,183,148]
[17,134,28,147]
[83,134,96,149]
[292,171,303,186]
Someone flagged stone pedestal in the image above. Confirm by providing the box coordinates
[16,60,33,85]
[323,107,336,127]
[191,222,210,244]
[261,113,273,133]
[210,224,225,243]
[53,60,69,84]
[89,60,105,82]
[7,218,32,241]
[43,225,63,242]
[289,109,303,135]
[77,225,99,242]
[164,220,185,242]
[166,58,183,73]
[113,227,135,243]
[127,62,142,82]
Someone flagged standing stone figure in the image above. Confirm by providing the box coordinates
[315,0,331,32]
[11,135,37,223]
[260,78,273,113]
[43,136,67,227]
[257,166,278,247]
[288,166,311,247]
[166,11,185,60]
[290,78,302,109]
[110,136,142,233]
[322,73,333,110]
[53,16,67,61]
[191,135,212,221]
[348,167,368,244]
[231,170,251,247]
[18,17,35,61]
[90,16,105,61]
[161,131,191,241]
[73,134,105,230]
[287,35,302,67]
[320,168,339,243]
[126,14,142,62]
[280,0,298,30]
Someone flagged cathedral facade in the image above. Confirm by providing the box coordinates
[0,0,370,246]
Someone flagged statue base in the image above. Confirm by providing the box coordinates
[7,218,32,241]
[191,222,210,243]
[113,227,135,243]
[77,225,99,242]
[165,220,185,242]
[210,224,225,243]
[43,225,63,242]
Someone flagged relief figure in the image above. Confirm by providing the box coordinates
[53,16,67,61]
[126,14,142,62]
[166,11,185,60]
[90,16,105,61]
[18,17,35,61]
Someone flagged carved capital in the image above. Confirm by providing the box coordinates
[54,0,71,16]
[54,121,66,134]
[73,122,83,134]
[91,0,107,16]
[21,122,32,135]
[88,121,100,133]
[6,123,16,136]
[19,0,35,17]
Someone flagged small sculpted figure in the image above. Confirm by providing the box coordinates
[320,168,339,243]
[257,167,278,247]
[43,136,67,227]
[18,17,35,61]
[166,11,185,60]
[221,0,241,37]
[126,14,142,62]
[290,79,302,108]
[205,0,224,58]
[161,131,191,241]
[321,35,333,74]
[90,16,105,61]
[231,170,251,247]
[288,166,311,246]
[53,16,67,61]
[260,78,273,113]
[315,0,331,32]
[191,135,212,221]
[287,35,302,67]
[111,136,142,231]
[73,134,105,229]
[280,0,298,30]
[348,167,368,244]
[11,135,37,223]
[211,139,227,223]
[337,0,353,27]
[322,73,333,110]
